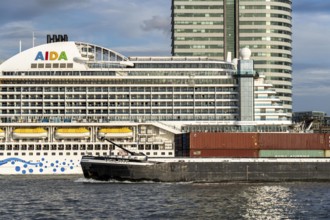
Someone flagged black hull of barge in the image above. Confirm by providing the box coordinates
[81,159,330,182]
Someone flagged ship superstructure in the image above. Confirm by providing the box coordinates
[0,37,290,174]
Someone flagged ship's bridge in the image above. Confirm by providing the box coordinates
[0,41,134,73]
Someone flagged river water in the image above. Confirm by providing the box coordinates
[1,175,330,219]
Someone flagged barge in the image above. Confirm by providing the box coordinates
[81,137,330,182]
[81,156,330,182]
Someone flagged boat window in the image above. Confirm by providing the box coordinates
[58,145,64,150]
[28,145,34,150]
[14,153,19,156]
[44,153,48,156]
[153,152,157,156]
[95,145,101,150]
[66,152,70,156]
[7,145,12,150]
[103,152,107,156]
[169,152,173,155]
[146,152,150,155]
[87,145,93,150]
[14,145,20,151]
[59,152,63,156]
[138,145,144,150]
[81,152,85,156]
[22,152,26,156]
[73,145,79,150]
[0,153,3,156]
[145,145,151,150]
[51,145,57,150]
[96,152,100,156]
[80,145,86,150]
[52,152,56,156]
[66,145,71,150]
[43,145,49,150]
[21,145,27,150]
[102,145,108,150]
[73,152,78,156]
[29,152,33,156]
[152,145,159,150]
[0,145,4,150]
[36,153,41,156]
[7,152,11,156]
[36,145,42,150]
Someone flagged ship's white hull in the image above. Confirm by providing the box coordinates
[0,154,83,175]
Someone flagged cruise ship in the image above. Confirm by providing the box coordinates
[0,35,291,174]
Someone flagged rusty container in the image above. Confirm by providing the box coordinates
[258,133,326,150]
[189,132,259,150]
[190,149,259,158]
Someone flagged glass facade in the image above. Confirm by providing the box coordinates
[172,0,293,118]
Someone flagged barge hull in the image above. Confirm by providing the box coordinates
[81,159,330,182]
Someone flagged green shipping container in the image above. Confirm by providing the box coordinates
[259,150,324,158]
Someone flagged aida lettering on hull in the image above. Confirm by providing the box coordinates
[35,51,68,61]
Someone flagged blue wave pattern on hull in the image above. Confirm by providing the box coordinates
[0,157,78,174]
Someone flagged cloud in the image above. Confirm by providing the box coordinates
[141,16,171,35]
[294,1,330,14]
[293,69,330,96]
[293,13,330,67]
[113,44,171,57]
[292,2,330,113]
[0,0,172,59]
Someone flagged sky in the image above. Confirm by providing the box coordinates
[0,0,329,115]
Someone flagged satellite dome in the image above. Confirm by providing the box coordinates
[240,47,251,60]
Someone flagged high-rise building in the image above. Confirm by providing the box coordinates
[171,0,292,118]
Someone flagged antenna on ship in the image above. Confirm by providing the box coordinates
[32,32,36,47]
[19,40,22,53]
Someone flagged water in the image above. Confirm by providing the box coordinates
[1,175,330,219]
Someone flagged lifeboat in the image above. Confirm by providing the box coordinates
[0,129,5,139]
[12,128,47,139]
[55,127,90,139]
[98,127,133,138]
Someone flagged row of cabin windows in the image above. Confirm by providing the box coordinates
[0,151,172,156]
[0,144,167,151]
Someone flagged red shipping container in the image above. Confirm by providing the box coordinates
[259,133,326,150]
[190,149,259,158]
[189,132,259,150]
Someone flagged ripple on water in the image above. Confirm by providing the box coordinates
[1,176,330,219]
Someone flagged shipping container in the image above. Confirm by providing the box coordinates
[190,149,259,158]
[189,132,259,149]
[326,134,330,150]
[259,150,324,158]
[259,133,326,150]
[325,150,330,157]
